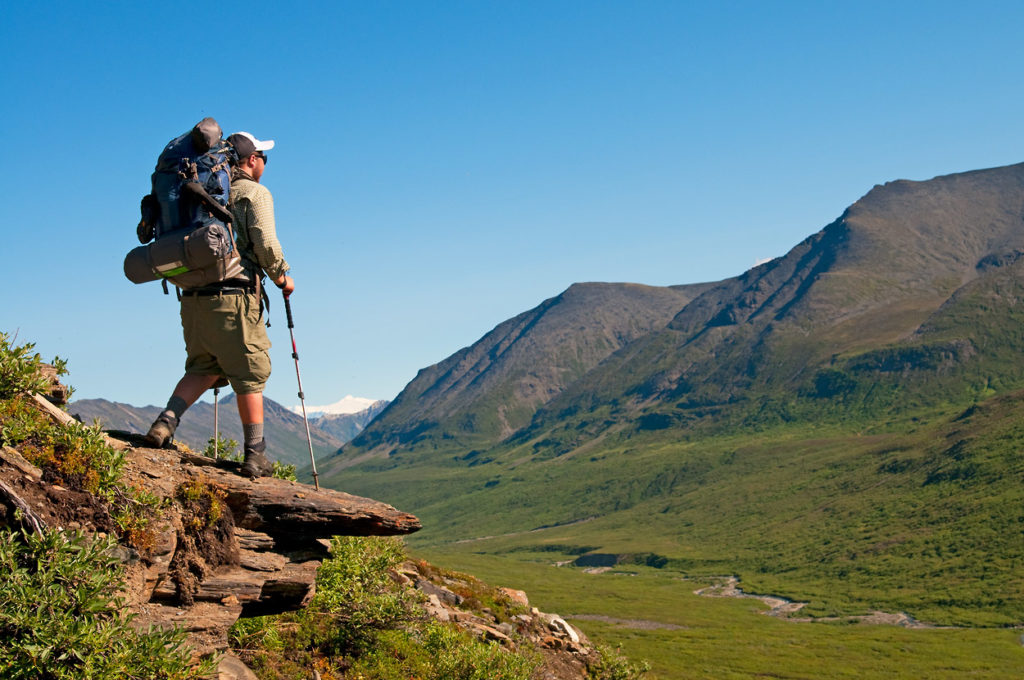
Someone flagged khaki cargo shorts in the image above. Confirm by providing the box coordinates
[180,291,271,394]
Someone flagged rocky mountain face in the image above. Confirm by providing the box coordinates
[333,162,1024,469]
[70,395,356,467]
[521,162,1024,436]
[338,281,715,464]
[310,399,389,443]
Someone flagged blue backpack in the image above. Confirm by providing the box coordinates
[124,118,244,289]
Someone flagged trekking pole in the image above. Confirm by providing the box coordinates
[213,386,220,459]
[284,291,320,490]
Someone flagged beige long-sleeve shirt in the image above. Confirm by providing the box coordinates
[229,174,290,282]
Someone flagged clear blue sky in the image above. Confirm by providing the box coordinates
[3,1,1023,408]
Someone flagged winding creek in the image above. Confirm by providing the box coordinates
[693,576,946,629]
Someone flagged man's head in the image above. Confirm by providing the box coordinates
[228,132,275,182]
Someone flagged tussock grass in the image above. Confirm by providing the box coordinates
[419,553,1024,680]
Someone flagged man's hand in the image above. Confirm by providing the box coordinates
[275,275,295,296]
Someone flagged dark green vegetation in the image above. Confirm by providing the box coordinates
[0,527,208,680]
[230,536,588,680]
[422,553,1024,680]
[0,333,203,677]
[319,164,1024,674]
[0,334,165,549]
[328,397,1024,626]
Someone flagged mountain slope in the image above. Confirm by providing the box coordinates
[71,395,345,467]
[327,281,713,472]
[311,400,389,442]
[336,162,1024,470]
[316,162,1024,625]
[511,162,1024,443]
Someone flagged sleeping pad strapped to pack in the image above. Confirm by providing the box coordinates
[124,117,245,289]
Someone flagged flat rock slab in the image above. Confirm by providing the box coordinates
[132,601,242,657]
[187,462,421,540]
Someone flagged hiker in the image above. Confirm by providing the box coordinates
[145,130,295,479]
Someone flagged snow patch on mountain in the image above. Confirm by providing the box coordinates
[294,395,380,417]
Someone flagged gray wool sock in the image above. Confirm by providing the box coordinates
[243,422,264,448]
[163,395,189,422]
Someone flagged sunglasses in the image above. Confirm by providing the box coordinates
[255,151,268,165]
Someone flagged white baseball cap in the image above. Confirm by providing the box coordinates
[227,131,275,158]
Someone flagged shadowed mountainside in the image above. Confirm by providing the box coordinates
[311,162,1024,631]
[328,281,715,470]
[70,395,345,467]
[332,162,1024,471]
[517,163,1024,437]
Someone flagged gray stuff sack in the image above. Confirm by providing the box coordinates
[123,222,245,289]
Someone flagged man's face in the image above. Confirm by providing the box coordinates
[249,152,266,182]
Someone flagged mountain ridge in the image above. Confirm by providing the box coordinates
[503,161,1024,444]
[70,395,385,467]
[334,159,1024,468]
[313,161,1024,628]
[333,280,716,467]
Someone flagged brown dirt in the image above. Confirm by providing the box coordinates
[0,468,114,534]
[168,478,239,606]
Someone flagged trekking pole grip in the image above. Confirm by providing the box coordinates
[283,292,295,329]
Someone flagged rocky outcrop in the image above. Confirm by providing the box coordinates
[396,560,599,680]
[0,385,422,673]
[2,371,612,679]
[111,438,420,659]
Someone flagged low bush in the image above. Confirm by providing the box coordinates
[231,536,541,679]
[0,332,64,400]
[0,526,212,679]
[347,622,539,680]
[588,644,650,680]
[203,433,241,461]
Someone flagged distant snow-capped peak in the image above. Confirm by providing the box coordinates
[293,395,380,417]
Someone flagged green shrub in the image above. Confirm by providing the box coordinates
[0,332,161,552]
[230,536,419,671]
[348,622,539,680]
[271,460,298,481]
[109,484,164,552]
[307,536,420,652]
[228,615,285,654]
[588,644,650,680]
[230,537,543,679]
[202,433,241,461]
[0,395,125,495]
[0,332,66,400]
[0,526,213,679]
[421,622,538,680]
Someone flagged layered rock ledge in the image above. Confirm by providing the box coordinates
[1,371,608,680]
[0,386,421,671]
[118,440,422,657]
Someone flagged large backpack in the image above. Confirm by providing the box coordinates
[124,118,245,289]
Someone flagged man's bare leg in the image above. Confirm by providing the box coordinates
[236,392,263,425]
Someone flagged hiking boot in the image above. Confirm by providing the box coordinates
[240,439,274,479]
[144,412,179,448]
